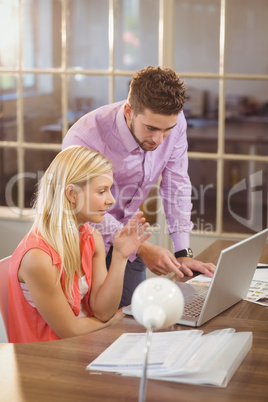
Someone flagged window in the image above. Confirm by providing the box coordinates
[0,0,267,241]
[174,0,268,235]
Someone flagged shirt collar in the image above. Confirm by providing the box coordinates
[116,103,143,154]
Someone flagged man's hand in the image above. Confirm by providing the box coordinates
[137,242,184,277]
[176,257,215,278]
[137,242,216,278]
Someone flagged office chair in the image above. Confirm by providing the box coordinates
[0,256,11,343]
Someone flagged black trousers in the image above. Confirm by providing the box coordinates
[106,246,147,308]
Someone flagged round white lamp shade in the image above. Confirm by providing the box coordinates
[131,277,184,330]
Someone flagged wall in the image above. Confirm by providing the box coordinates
[0,219,32,259]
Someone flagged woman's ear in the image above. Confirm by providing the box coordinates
[65,184,77,204]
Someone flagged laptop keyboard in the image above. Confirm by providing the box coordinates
[183,288,208,318]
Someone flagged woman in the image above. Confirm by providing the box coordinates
[8,146,151,342]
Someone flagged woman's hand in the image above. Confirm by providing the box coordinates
[113,212,151,259]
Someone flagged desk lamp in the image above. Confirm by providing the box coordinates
[131,277,184,402]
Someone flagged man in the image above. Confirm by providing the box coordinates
[62,66,215,307]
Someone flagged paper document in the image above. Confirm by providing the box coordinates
[253,265,268,282]
[245,281,268,306]
[87,328,252,387]
[245,265,268,306]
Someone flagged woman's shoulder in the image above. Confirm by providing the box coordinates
[18,247,56,283]
[11,231,47,261]
[21,247,53,269]
[12,231,61,268]
[20,231,50,249]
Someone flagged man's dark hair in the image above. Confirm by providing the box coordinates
[128,66,187,116]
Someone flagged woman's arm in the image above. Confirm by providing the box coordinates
[18,249,124,339]
[89,212,151,320]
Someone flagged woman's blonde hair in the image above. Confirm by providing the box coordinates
[31,145,113,301]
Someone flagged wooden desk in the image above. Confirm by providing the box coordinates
[1,241,268,402]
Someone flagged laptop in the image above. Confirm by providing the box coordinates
[123,228,268,327]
